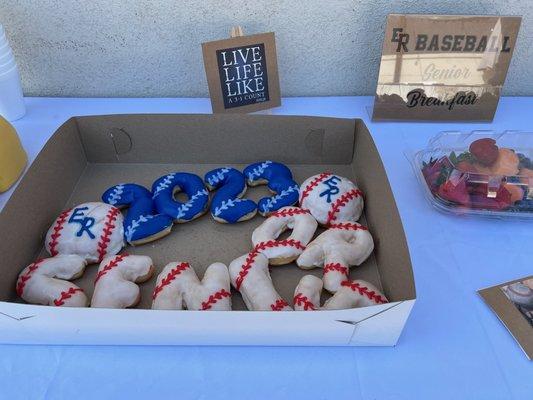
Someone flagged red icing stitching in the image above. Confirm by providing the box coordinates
[53,287,84,306]
[270,207,310,218]
[47,209,72,256]
[293,293,316,310]
[152,262,190,300]
[340,280,387,304]
[270,298,290,311]
[235,251,260,290]
[328,222,368,231]
[16,259,45,297]
[96,206,121,262]
[94,254,127,284]
[323,263,349,277]
[201,288,231,310]
[299,172,332,204]
[326,189,364,226]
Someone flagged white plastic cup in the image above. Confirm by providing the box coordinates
[0,65,26,121]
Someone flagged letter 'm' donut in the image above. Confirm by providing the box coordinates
[152,173,209,222]
[243,161,299,216]
[102,183,174,245]
[204,167,257,223]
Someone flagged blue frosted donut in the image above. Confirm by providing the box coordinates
[243,161,300,216]
[152,173,209,222]
[102,183,174,245]
[205,167,257,224]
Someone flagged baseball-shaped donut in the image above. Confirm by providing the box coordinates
[152,172,209,223]
[299,173,364,226]
[45,202,124,263]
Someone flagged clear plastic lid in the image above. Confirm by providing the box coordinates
[412,131,533,219]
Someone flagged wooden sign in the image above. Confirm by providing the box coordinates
[202,31,281,113]
[373,14,521,121]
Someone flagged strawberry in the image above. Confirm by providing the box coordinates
[469,138,499,166]
[437,176,470,206]
[456,161,478,173]
[470,185,512,210]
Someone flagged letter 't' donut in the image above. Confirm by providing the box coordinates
[152,172,209,223]
[204,167,257,223]
[45,202,124,263]
[299,173,364,226]
[243,161,299,216]
[102,183,173,245]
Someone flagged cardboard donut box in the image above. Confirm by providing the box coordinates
[0,114,416,346]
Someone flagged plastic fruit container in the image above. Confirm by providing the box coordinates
[412,131,533,219]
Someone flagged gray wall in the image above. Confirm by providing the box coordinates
[0,0,531,97]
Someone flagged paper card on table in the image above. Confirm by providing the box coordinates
[202,32,281,113]
[372,14,521,121]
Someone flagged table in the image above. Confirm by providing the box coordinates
[0,97,531,399]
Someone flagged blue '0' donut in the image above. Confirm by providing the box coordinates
[243,161,300,216]
[205,167,258,224]
[152,173,209,222]
[102,183,174,245]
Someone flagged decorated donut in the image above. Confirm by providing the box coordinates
[102,183,174,245]
[299,173,364,226]
[243,161,299,216]
[45,202,124,263]
[204,167,257,223]
[251,206,318,265]
[16,255,88,307]
[91,254,154,308]
[296,221,374,293]
[152,172,209,223]
[229,251,292,311]
[152,261,231,310]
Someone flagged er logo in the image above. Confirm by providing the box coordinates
[319,176,341,203]
[68,207,96,239]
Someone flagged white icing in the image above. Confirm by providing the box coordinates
[176,188,208,220]
[152,173,176,198]
[206,167,230,187]
[106,184,125,205]
[246,160,272,181]
[261,184,299,213]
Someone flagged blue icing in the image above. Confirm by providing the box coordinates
[102,183,173,244]
[243,161,299,215]
[151,173,209,222]
[204,167,257,223]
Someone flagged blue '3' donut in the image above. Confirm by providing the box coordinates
[243,161,300,216]
[152,173,209,222]
[102,183,174,245]
[205,167,257,224]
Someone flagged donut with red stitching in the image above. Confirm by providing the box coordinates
[91,254,154,308]
[294,275,387,310]
[299,173,364,226]
[16,255,88,307]
[296,221,374,293]
[45,202,124,263]
[251,206,318,265]
[151,261,231,310]
[229,251,292,311]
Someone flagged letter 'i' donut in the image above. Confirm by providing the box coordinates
[299,173,364,226]
[151,261,231,310]
[16,255,88,307]
[102,183,173,245]
[296,222,374,293]
[152,173,209,223]
[45,202,124,263]
[243,161,299,216]
[204,167,257,223]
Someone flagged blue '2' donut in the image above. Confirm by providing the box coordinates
[152,173,209,222]
[102,183,174,245]
[243,161,299,216]
[205,167,257,223]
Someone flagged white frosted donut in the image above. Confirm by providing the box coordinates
[229,251,292,311]
[151,261,231,310]
[45,202,124,263]
[251,206,318,265]
[296,222,374,293]
[16,255,88,307]
[299,173,364,226]
[293,275,387,310]
[91,254,154,308]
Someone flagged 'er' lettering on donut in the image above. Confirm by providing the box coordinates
[243,161,300,216]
